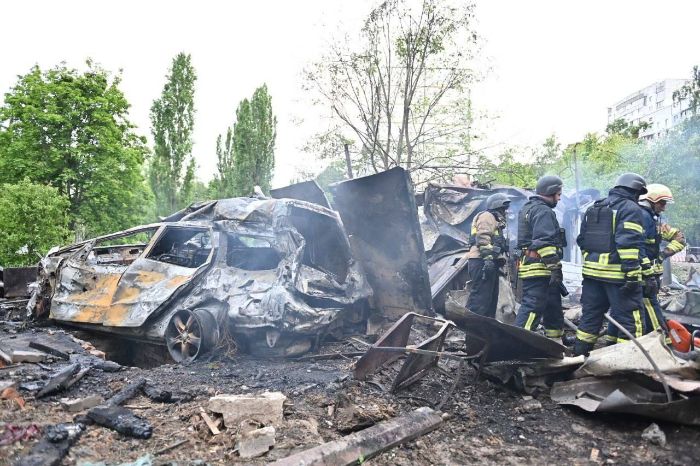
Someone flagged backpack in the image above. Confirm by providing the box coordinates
[577,198,623,253]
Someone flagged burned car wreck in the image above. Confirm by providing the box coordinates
[29,168,433,363]
[31,197,374,362]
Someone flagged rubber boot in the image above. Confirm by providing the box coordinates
[573,339,594,357]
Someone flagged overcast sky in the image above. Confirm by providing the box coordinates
[1,0,699,187]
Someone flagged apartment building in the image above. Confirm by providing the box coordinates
[607,79,690,140]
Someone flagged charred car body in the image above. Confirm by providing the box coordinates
[32,197,374,362]
[30,168,433,362]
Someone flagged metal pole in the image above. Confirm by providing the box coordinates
[572,143,583,264]
[573,144,582,211]
[344,144,354,179]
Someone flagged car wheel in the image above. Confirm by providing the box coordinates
[165,309,219,363]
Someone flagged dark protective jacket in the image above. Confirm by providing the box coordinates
[577,187,645,283]
[517,196,563,279]
[639,201,686,276]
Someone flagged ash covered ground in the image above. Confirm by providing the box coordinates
[1,319,699,466]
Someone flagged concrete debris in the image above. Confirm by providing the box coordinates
[236,426,276,458]
[269,407,443,466]
[60,395,104,412]
[0,347,46,364]
[641,423,667,447]
[208,392,286,428]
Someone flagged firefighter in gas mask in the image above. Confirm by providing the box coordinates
[638,183,686,334]
[573,173,648,356]
[465,193,511,318]
[514,175,566,340]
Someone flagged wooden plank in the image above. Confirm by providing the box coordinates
[199,407,220,435]
[269,407,442,466]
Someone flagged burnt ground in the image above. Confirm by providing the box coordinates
[1,319,700,466]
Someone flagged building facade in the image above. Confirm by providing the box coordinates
[607,79,690,141]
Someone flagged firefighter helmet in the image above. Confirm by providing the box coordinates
[640,183,674,204]
[614,173,647,194]
[485,193,511,211]
[535,175,563,196]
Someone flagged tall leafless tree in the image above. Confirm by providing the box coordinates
[304,0,481,184]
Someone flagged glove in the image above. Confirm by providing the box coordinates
[481,259,496,279]
[621,278,641,295]
[549,267,563,286]
[643,276,659,297]
[660,248,674,260]
[541,254,559,267]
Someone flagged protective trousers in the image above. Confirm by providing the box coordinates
[643,288,667,334]
[575,278,645,355]
[466,258,500,318]
[514,277,563,338]
[609,294,667,336]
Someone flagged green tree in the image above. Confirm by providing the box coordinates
[315,160,347,191]
[304,0,480,183]
[606,118,650,138]
[150,53,197,216]
[229,84,277,196]
[0,61,153,236]
[211,127,234,198]
[474,149,539,188]
[673,65,700,117]
[0,180,71,266]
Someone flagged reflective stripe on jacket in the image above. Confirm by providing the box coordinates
[517,197,561,279]
[579,187,645,283]
[639,202,687,275]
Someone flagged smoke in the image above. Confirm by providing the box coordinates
[557,120,700,245]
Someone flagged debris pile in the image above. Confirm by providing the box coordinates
[1,169,699,464]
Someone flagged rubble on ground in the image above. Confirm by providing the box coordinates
[1,170,700,464]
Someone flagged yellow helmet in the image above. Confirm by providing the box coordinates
[641,183,674,204]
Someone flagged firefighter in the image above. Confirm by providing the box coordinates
[638,183,686,333]
[465,193,511,318]
[573,173,648,356]
[514,175,565,340]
